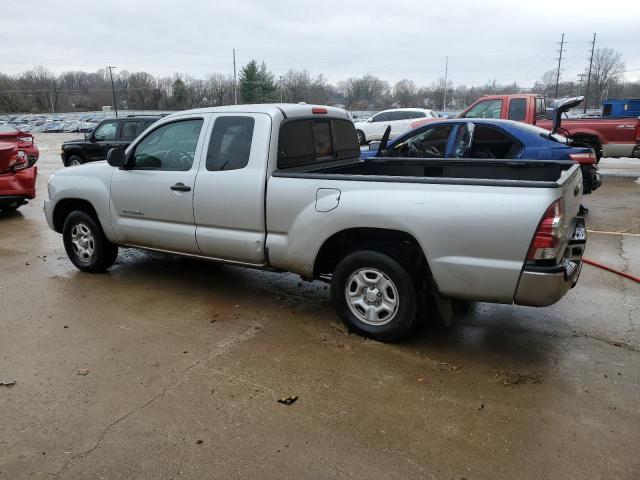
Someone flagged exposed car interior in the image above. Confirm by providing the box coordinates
[467,125,523,159]
[388,125,453,158]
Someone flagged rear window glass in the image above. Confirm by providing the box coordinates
[508,98,527,121]
[120,120,151,140]
[206,116,255,171]
[278,118,359,169]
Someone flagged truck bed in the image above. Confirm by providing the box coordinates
[273,157,578,188]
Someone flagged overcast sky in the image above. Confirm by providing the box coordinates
[1,0,638,88]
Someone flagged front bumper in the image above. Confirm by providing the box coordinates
[514,218,586,307]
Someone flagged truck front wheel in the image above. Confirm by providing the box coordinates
[62,210,118,272]
[331,250,418,341]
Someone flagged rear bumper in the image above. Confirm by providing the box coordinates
[514,218,586,307]
[514,261,582,306]
[0,166,37,199]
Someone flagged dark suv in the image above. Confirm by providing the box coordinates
[61,116,161,166]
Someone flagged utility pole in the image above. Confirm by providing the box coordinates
[554,33,565,99]
[577,73,586,96]
[233,49,238,105]
[442,56,448,110]
[584,33,596,114]
[107,66,118,117]
[279,75,284,102]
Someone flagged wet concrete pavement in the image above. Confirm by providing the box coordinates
[1,134,639,479]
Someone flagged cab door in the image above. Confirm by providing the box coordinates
[109,116,209,254]
[89,120,120,161]
[193,113,270,264]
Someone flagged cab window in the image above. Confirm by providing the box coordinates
[535,97,546,119]
[278,118,359,168]
[131,119,203,171]
[120,120,150,140]
[508,98,527,121]
[463,100,503,119]
[206,116,255,171]
[93,121,118,141]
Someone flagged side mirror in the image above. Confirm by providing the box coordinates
[84,132,91,140]
[367,117,373,123]
[107,148,127,168]
[368,141,381,151]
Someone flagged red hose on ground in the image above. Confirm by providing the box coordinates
[582,257,640,284]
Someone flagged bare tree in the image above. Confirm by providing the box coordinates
[589,48,625,107]
[337,74,390,109]
[392,79,417,107]
[206,73,235,106]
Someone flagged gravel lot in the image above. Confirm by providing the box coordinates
[1,133,639,479]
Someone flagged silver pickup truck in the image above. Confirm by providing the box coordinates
[45,104,587,341]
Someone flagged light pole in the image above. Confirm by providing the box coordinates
[107,65,118,117]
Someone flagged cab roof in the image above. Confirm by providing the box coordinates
[171,103,350,120]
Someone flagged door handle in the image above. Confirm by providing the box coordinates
[170,182,191,192]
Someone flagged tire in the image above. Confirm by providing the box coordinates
[331,250,418,341]
[62,210,118,272]
[67,155,83,167]
[356,130,366,145]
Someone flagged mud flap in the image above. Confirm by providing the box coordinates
[434,293,454,327]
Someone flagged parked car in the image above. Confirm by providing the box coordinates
[60,115,161,166]
[0,141,37,212]
[0,124,39,167]
[353,108,437,145]
[362,116,601,197]
[45,104,587,341]
[413,94,640,159]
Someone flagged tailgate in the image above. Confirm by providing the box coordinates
[557,164,583,255]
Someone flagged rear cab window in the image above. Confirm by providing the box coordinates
[462,100,503,119]
[278,118,360,169]
[508,98,527,121]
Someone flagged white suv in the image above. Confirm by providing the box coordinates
[353,108,437,144]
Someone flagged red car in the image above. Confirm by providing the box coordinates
[0,124,39,166]
[0,141,37,212]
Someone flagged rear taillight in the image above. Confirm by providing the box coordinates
[312,107,327,114]
[569,152,596,164]
[13,150,28,170]
[527,199,566,261]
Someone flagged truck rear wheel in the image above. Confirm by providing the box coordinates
[331,250,418,341]
[62,210,118,272]
[356,130,366,145]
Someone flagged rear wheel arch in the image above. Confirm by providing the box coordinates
[52,198,100,233]
[313,227,432,282]
[571,133,603,159]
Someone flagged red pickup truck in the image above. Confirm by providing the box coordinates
[414,94,640,159]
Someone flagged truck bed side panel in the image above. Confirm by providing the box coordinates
[266,178,565,303]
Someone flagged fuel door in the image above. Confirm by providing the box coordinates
[315,188,341,212]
